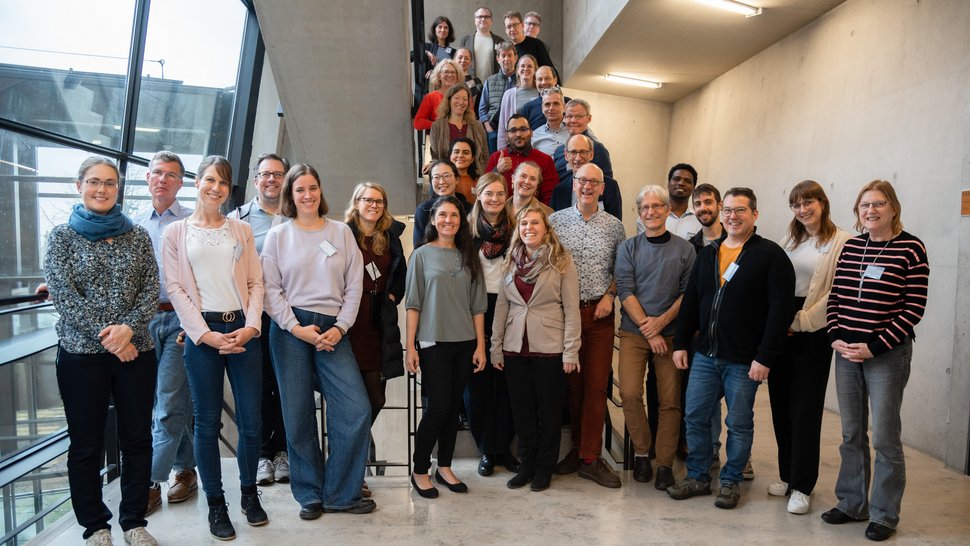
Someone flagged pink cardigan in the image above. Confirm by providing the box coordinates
[162,218,264,345]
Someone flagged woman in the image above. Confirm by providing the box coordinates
[413,160,472,248]
[454,47,482,108]
[496,54,538,150]
[430,84,488,179]
[509,161,554,218]
[465,173,519,478]
[768,180,852,515]
[449,137,482,204]
[405,196,488,498]
[261,165,373,520]
[423,15,456,69]
[413,60,464,131]
[46,157,159,546]
[162,156,266,540]
[491,203,581,491]
[823,180,929,542]
[344,182,407,497]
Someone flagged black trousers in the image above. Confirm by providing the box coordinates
[56,347,157,539]
[413,340,475,474]
[259,313,287,458]
[505,354,565,477]
[466,293,515,456]
[768,325,832,494]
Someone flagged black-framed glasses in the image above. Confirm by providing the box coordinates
[257,171,285,180]
[357,197,386,207]
[575,177,602,188]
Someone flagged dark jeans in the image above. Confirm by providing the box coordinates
[259,312,286,457]
[413,340,475,474]
[56,347,157,539]
[505,355,565,477]
[466,293,515,457]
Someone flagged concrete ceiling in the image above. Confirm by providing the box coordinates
[567,0,846,103]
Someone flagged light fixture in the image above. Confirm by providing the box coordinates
[695,0,763,17]
[605,73,663,89]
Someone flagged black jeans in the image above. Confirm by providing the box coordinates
[465,293,515,457]
[259,313,287,458]
[413,340,475,474]
[56,347,157,539]
[504,354,565,477]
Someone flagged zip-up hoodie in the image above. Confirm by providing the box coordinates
[673,233,795,368]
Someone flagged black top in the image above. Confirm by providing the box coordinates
[412,193,473,248]
[515,36,555,71]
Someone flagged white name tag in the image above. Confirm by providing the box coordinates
[722,261,739,282]
[418,341,436,349]
[365,261,381,281]
[863,264,885,280]
[318,240,337,257]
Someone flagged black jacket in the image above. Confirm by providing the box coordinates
[413,193,472,248]
[549,172,623,221]
[349,219,407,380]
[688,223,726,255]
[674,233,795,368]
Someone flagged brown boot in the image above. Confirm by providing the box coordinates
[167,469,198,503]
[146,483,162,516]
[578,458,622,488]
[555,447,580,475]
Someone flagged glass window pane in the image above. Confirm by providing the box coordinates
[123,161,200,220]
[134,0,246,157]
[0,450,71,543]
[0,0,136,147]
[0,347,64,463]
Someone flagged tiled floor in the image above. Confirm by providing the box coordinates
[37,384,970,545]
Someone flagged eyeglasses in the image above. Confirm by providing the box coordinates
[790,198,818,211]
[357,197,386,207]
[638,203,667,213]
[506,127,530,134]
[721,207,751,217]
[475,15,492,19]
[257,171,285,180]
[83,178,119,189]
[574,177,602,188]
[431,173,455,182]
[565,149,592,157]
[479,190,507,199]
[563,113,589,120]
[440,69,458,76]
[858,200,888,210]
[151,169,182,181]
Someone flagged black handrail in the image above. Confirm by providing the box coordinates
[0,292,49,307]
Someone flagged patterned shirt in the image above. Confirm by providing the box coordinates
[550,206,626,300]
[45,224,158,354]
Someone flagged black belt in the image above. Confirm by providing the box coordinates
[201,310,243,323]
[580,298,602,307]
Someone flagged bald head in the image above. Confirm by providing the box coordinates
[565,133,594,173]
[573,163,605,209]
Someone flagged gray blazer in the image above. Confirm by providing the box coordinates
[458,32,504,77]
[491,256,581,365]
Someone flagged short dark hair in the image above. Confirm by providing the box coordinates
[668,163,698,184]
[428,16,455,45]
[724,187,757,211]
[280,163,329,218]
[692,183,721,203]
[504,11,523,23]
[449,137,479,179]
[149,151,185,177]
[506,113,529,130]
[253,153,289,176]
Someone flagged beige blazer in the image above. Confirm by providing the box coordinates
[789,228,853,333]
[491,256,581,364]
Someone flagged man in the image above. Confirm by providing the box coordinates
[549,164,626,489]
[509,161,553,216]
[520,66,567,129]
[552,99,613,181]
[614,185,695,491]
[688,183,725,253]
[485,114,559,204]
[503,11,554,71]
[549,134,622,220]
[459,7,503,80]
[667,188,794,509]
[524,11,542,39]
[137,151,197,515]
[478,41,517,154]
[230,153,290,486]
[530,87,569,156]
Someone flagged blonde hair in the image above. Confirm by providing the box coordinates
[504,203,570,274]
[344,182,395,255]
[429,59,465,91]
[852,179,904,236]
[468,173,512,239]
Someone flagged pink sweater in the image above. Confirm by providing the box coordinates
[162,218,264,344]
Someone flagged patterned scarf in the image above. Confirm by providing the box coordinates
[476,214,512,259]
[512,243,550,285]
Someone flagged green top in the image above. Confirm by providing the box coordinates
[405,245,487,342]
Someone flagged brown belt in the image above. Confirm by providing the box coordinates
[157,302,175,312]
[579,297,602,307]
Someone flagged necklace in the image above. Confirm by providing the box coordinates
[857,235,890,301]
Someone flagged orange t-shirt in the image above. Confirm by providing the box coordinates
[718,243,743,286]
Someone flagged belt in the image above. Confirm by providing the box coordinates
[201,310,243,323]
[157,302,175,312]
[579,297,602,307]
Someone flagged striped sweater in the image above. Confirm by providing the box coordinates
[826,231,929,356]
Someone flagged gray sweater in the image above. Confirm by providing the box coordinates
[405,245,487,342]
[614,232,695,337]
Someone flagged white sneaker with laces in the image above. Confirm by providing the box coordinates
[767,481,789,496]
[123,526,158,546]
[787,490,811,514]
[257,457,275,485]
[86,529,113,546]
[273,451,290,483]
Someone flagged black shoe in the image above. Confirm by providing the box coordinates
[478,454,495,477]
[495,453,521,473]
[506,470,533,489]
[530,474,551,492]
[434,470,469,493]
[654,466,675,491]
[821,508,859,525]
[410,474,439,499]
[208,502,236,541]
[299,503,323,520]
[633,456,653,483]
[458,413,470,431]
[555,447,580,475]
[323,498,377,514]
[240,490,268,526]
[865,522,895,541]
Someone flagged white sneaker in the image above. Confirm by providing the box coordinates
[86,529,113,546]
[123,526,158,546]
[787,490,811,514]
[767,481,789,496]
[273,451,290,483]
[256,457,275,485]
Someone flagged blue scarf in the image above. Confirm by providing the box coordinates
[68,203,134,241]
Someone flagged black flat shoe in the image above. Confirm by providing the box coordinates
[435,470,468,493]
[821,507,859,525]
[865,522,895,541]
[411,474,439,499]
[478,454,495,476]
[299,503,323,520]
[496,453,521,473]
[530,474,551,492]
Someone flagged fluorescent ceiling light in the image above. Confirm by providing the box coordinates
[605,73,663,89]
[695,0,763,17]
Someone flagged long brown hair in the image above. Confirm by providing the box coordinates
[344,182,394,255]
[504,203,570,274]
[785,180,837,250]
[436,83,474,125]
[852,179,903,236]
[279,164,328,218]
[468,173,512,239]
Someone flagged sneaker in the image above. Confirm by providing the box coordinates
[768,481,790,497]
[654,466,675,491]
[208,503,236,541]
[323,498,377,514]
[742,457,754,480]
[167,469,198,503]
[555,447,580,475]
[578,458,622,488]
[86,529,114,546]
[272,451,290,483]
[632,456,653,483]
[787,490,811,514]
[123,527,158,546]
[666,477,712,500]
[145,484,161,516]
[715,481,741,509]
[240,490,269,526]
[256,458,275,485]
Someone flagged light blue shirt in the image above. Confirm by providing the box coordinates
[230,198,284,254]
[531,122,570,156]
[136,200,193,303]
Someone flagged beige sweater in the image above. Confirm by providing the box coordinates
[787,228,853,333]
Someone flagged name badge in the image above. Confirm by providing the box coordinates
[233,242,242,261]
[722,261,739,282]
[318,240,337,257]
[365,262,382,281]
[863,264,885,280]
[418,341,436,349]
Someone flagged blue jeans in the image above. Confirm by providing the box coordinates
[684,353,759,484]
[149,310,195,482]
[184,314,262,499]
[269,309,370,509]
[834,340,912,529]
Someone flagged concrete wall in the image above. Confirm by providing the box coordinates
[561,0,628,82]
[666,0,970,467]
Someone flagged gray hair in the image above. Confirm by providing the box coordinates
[149,151,185,176]
[565,98,591,114]
[636,185,669,207]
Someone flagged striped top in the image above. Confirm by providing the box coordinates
[827,231,929,356]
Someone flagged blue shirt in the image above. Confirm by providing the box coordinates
[136,200,193,303]
[230,198,284,254]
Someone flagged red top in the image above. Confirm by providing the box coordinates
[413,91,443,130]
[485,147,559,205]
